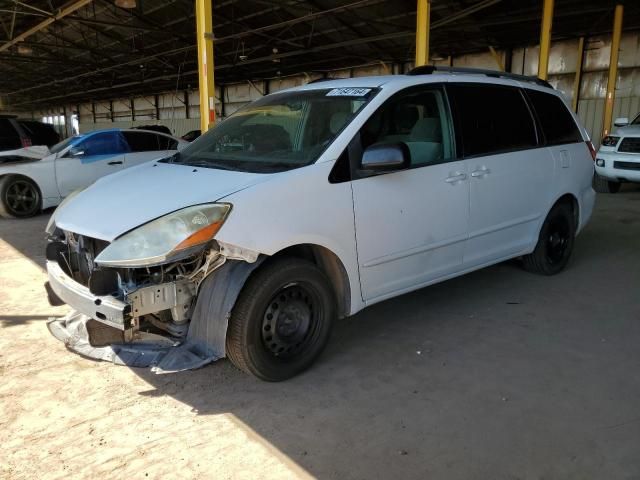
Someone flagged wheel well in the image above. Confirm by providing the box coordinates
[0,173,42,198]
[268,244,351,319]
[554,193,579,228]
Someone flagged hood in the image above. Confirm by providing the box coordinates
[54,161,269,241]
[0,145,50,164]
[614,124,640,136]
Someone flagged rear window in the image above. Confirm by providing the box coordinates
[526,90,582,146]
[448,84,537,157]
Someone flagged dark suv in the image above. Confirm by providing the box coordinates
[0,115,60,152]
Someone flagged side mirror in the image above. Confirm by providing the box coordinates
[67,147,85,158]
[614,117,629,127]
[360,143,410,172]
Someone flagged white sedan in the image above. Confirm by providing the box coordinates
[0,128,186,218]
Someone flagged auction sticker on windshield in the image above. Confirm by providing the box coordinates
[326,88,371,96]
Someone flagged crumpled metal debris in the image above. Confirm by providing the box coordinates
[47,312,216,373]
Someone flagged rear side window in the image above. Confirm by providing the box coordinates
[448,84,537,157]
[526,90,582,145]
[157,134,178,150]
[123,131,160,152]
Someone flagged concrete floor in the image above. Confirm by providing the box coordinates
[1,187,640,479]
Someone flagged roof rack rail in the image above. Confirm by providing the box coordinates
[306,77,346,84]
[407,65,552,88]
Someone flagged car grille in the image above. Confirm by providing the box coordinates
[614,161,640,171]
[618,137,640,153]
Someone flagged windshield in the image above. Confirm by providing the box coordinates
[50,135,80,154]
[167,87,377,173]
[631,114,640,125]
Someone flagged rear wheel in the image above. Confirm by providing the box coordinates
[522,202,575,275]
[0,175,42,218]
[226,257,335,381]
[593,173,621,194]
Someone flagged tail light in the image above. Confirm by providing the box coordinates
[586,141,596,161]
[21,137,32,148]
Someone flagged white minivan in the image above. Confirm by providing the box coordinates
[45,67,596,381]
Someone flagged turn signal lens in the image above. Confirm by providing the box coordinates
[175,222,224,251]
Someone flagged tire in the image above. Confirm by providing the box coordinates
[226,257,335,381]
[0,175,42,218]
[593,173,621,194]
[522,202,575,275]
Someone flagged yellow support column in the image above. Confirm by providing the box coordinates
[415,0,430,67]
[538,0,554,80]
[488,46,504,71]
[571,37,585,113]
[602,5,624,138]
[196,0,215,132]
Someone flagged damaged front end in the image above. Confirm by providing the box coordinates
[45,205,262,373]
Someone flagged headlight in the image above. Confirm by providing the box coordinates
[95,203,231,267]
[601,136,620,147]
[45,188,85,235]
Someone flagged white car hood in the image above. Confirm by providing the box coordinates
[54,161,269,241]
[0,145,50,163]
[614,125,640,136]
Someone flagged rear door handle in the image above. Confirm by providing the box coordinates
[470,167,491,178]
[108,161,123,165]
[445,172,467,183]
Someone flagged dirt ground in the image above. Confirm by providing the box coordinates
[2,187,640,480]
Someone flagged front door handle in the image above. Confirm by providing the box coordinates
[470,167,491,178]
[108,161,123,165]
[445,172,467,183]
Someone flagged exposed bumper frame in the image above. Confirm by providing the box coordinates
[47,260,131,330]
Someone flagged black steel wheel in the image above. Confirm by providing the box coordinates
[0,175,42,218]
[545,214,571,266]
[226,257,335,381]
[523,202,576,275]
[261,284,322,359]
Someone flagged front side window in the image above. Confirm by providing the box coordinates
[71,132,128,157]
[170,88,376,173]
[526,90,583,145]
[448,84,537,157]
[360,86,454,167]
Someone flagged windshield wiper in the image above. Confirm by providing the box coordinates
[181,159,237,171]
[159,152,181,163]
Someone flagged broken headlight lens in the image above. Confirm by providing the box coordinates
[94,203,231,267]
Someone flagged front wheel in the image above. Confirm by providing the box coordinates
[593,173,621,194]
[226,257,335,381]
[0,175,42,218]
[522,202,575,275]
